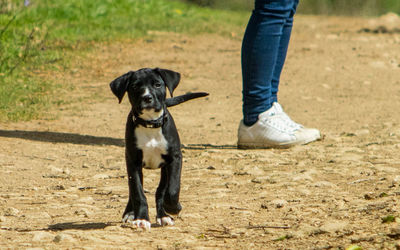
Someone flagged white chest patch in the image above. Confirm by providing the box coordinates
[135,126,168,169]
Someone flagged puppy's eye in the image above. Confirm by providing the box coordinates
[154,82,162,88]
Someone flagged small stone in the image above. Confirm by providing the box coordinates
[225,181,239,188]
[4,207,19,216]
[246,167,265,176]
[313,181,335,188]
[0,216,6,222]
[82,163,89,168]
[92,174,109,179]
[364,193,375,200]
[271,199,288,208]
[320,220,349,233]
[53,233,75,243]
[49,165,63,174]
[292,173,313,182]
[387,225,400,240]
[201,152,210,157]
[63,168,71,175]
[74,208,92,218]
[32,231,54,242]
[251,178,262,184]
[53,185,65,190]
[77,196,95,204]
[355,129,370,136]
[31,212,52,220]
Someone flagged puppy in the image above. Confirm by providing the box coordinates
[110,68,208,230]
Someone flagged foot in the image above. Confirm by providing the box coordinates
[238,103,320,149]
[163,201,182,215]
[122,212,151,231]
[156,216,175,226]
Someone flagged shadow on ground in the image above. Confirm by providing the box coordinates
[0,130,124,147]
[0,129,238,149]
[48,222,115,231]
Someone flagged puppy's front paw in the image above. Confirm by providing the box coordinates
[156,216,174,226]
[122,211,135,223]
[130,219,151,231]
[122,212,151,231]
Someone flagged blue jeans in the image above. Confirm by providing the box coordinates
[242,0,299,126]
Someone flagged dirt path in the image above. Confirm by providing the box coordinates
[1,15,400,249]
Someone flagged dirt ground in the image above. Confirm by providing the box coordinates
[1,15,400,249]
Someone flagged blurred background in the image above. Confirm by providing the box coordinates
[183,0,400,15]
[1,0,399,122]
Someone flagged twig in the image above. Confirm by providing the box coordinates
[8,28,35,75]
[207,234,238,239]
[207,224,231,234]
[182,144,237,150]
[220,224,231,234]
[0,14,16,39]
[229,206,248,210]
[247,225,291,230]
[207,229,225,233]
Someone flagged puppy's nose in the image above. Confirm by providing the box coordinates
[143,95,153,104]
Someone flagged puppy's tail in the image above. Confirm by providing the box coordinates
[166,92,209,107]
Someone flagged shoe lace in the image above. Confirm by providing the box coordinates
[272,103,302,130]
[260,112,296,133]
[279,112,302,130]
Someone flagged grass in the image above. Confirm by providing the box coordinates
[0,0,247,121]
[3,0,399,122]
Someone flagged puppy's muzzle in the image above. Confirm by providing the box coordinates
[142,94,153,104]
[140,93,160,111]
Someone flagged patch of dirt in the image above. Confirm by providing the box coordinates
[1,15,400,249]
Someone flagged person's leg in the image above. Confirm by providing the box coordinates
[241,0,296,126]
[238,0,321,148]
[270,0,299,104]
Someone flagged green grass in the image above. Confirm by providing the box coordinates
[0,0,247,121]
[6,0,398,122]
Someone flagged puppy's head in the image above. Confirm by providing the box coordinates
[110,68,180,119]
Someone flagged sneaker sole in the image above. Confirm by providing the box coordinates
[237,135,321,149]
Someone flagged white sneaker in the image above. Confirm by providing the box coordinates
[237,103,321,149]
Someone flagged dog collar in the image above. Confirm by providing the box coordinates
[134,113,167,129]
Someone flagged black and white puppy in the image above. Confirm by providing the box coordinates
[110,68,208,230]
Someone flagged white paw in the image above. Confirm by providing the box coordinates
[122,212,151,231]
[122,212,135,223]
[156,216,174,226]
[130,219,151,231]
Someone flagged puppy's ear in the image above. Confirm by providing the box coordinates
[155,68,180,97]
[110,71,135,103]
